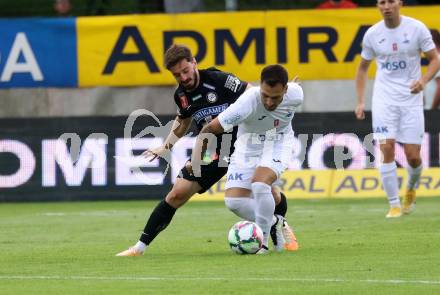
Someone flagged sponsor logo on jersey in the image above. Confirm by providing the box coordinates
[224,75,241,93]
[252,132,286,143]
[286,111,293,118]
[193,103,228,123]
[258,115,267,120]
[206,92,218,103]
[203,83,216,90]
[203,115,213,125]
[378,38,386,44]
[374,126,388,133]
[380,61,406,71]
[192,94,202,101]
[224,114,241,125]
[272,159,281,163]
[227,173,243,181]
[179,94,189,109]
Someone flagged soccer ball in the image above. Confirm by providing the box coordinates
[228,221,264,254]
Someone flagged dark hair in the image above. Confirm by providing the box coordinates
[164,44,193,69]
[260,64,288,87]
[431,29,440,48]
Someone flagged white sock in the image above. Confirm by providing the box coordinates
[380,162,400,208]
[407,164,422,190]
[271,215,276,226]
[252,182,275,246]
[134,240,147,252]
[224,197,256,221]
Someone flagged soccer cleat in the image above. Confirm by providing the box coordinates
[256,245,269,255]
[282,220,299,251]
[386,206,402,218]
[116,247,143,257]
[402,189,416,214]
[270,215,285,252]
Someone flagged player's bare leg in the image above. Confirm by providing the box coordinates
[379,139,402,218]
[116,178,201,256]
[402,144,422,214]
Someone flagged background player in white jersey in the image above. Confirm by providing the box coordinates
[355,0,440,218]
[192,65,303,253]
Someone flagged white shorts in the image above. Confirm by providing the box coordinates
[224,139,292,190]
[372,103,424,144]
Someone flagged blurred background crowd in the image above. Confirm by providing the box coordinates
[1,0,438,18]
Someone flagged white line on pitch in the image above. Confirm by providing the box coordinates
[41,211,133,217]
[0,275,439,285]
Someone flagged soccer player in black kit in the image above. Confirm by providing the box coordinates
[116,44,298,256]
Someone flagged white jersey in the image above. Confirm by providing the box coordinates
[218,82,303,158]
[361,16,435,106]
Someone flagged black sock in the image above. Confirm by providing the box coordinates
[139,200,177,245]
[274,192,288,217]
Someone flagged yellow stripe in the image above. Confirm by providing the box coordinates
[190,168,440,201]
[76,7,440,86]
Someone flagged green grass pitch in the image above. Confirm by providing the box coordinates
[1,197,440,294]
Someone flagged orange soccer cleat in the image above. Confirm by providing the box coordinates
[282,220,299,251]
[115,247,143,257]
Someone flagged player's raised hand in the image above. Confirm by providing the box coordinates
[142,146,169,162]
[410,79,425,94]
[355,103,365,120]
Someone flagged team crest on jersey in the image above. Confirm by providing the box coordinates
[392,43,398,51]
[274,119,280,127]
[206,92,218,103]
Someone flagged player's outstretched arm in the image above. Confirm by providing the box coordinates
[355,58,371,120]
[142,116,192,161]
[190,118,225,177]
[200,117,224,135]
[411,49,440,94]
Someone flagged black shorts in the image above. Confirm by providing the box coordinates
[178,159,228,194]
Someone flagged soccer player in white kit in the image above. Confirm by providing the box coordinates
[355,0,440,218]
[192,65,303,253]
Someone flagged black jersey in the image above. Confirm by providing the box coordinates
[173,68,248,159]
[174,67,248,129]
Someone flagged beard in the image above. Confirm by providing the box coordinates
[181,72,199,91]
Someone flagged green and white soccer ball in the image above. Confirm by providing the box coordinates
[228,221,264,254]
